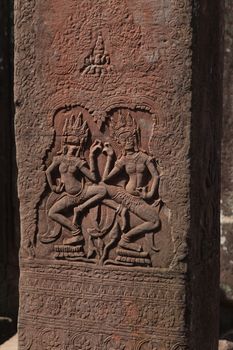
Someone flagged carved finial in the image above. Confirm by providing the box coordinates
[81,31,111,77]
[93,32,105,56]
[111,110,139,139]
[62,113,89,145]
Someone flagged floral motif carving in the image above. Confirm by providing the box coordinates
[20,263,187,350]
[40,329,63,350]
[136,339,162,350]
[69,334,92,350]
[18,329,32,350]
[104,336,127,350]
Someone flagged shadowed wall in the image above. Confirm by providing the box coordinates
[0,0,19,343]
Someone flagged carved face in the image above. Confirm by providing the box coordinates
[66,144,79,155]
[118,131,137,150]
[66,135,81,146]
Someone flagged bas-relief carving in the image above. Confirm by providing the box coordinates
[16,1,193,349]
[19,261,187,349]
[16,0,191,266]
[19,264,187,349]
[19,327,187,350]
[37,105,173,268]
[81,32,112,76]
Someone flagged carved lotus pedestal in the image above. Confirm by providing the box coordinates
[15,1,222,349]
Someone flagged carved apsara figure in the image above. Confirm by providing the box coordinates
[43,113,106,245]
[102,111,161,253]
[72,111,161,256]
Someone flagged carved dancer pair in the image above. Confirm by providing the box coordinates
[44,111,161,254]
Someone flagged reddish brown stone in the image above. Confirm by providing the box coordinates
[15,1,223,349]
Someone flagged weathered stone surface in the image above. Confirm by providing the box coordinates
[15,1,223,349]
[221,0,233,301]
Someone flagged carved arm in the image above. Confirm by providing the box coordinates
[103,164,122,182]
[45,158,60,192]
[78,140,102,183]
[146,160,159,199]
[79,163,97,183]
[102,143,121,181]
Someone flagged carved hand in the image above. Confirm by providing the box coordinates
[52,182,64,193]
[136,186,149,199]
[103,142,114,157]
[90,139,102,155]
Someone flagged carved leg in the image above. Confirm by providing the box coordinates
[100,239,116,265]
[73,185,107,225]
[48,196,77,232]
[100,221,120,265]
[103,199,127,231]
[63,228,83,246]
[119,221,160,252]
[48,196,83,246]
[87,236,97,259]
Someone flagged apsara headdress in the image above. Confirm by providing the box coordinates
[110,111,139,139]
[62,112,89,145]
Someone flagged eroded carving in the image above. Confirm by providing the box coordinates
[20,263,186,350]
[81,32,111,76]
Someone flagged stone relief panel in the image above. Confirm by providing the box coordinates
[15,0,192,269]
[37,104,173,268]
[19,263,188,350]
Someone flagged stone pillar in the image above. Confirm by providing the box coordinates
[15,1,223,349]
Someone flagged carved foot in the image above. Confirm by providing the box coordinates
[40,223,61,243]
[118,235,142,252]
[63,228,84,246]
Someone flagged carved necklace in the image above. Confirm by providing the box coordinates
[125,152,140,163]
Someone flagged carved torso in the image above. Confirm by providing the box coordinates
[56,155,86,195]
[116,151,151,195]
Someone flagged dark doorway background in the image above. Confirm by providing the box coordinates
[0,0,20,344]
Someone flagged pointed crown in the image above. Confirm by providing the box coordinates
[111,111,139,139]
[93,32,105,56]
[62,113,89,145]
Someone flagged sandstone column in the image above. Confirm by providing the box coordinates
[15,1,223,349]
